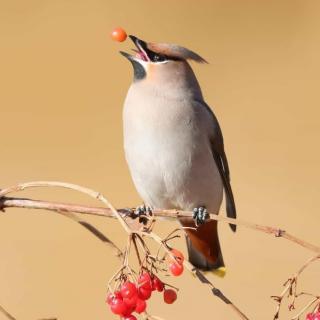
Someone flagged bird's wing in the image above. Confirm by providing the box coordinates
[196,100,237,231]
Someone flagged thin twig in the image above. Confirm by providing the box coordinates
[0,305,16,320]
[291,297,320,320]
[132,234,142,266]
[0,181,131,234]
[1,196,319,254]
[271,254,320,319]
[143,312,166,320]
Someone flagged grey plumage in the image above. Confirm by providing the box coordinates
[120,35,236,271]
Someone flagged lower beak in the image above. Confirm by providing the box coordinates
[119,51,135,61]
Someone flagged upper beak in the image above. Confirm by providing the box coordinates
[119,35,150,62]
[128,35,146,48]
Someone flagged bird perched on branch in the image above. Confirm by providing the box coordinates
[120,35,236,274]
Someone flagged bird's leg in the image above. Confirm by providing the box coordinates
[134,204,153,225]
[192,206,209,227]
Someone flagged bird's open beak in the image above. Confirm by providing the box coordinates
[120,35,151,62]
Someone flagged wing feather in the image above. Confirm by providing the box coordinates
[197,100,237,231]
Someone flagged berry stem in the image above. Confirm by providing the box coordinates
[291,297,320,320]
[132,234,142,267]
[162,282,179,291]
[107,265,126,293]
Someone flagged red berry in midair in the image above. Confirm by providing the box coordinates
[152,276,164,292]
[169,262,184,276]
[135,298,147,314]
[138,272,152,290]
[110,27,127,42]
[138,286,152,300]
[121,281,138,299]
[163,289,177,304]
[110,298,128,315]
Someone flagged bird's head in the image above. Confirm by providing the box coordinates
[120,35,206,97]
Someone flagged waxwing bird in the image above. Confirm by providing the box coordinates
[120,35,236,273]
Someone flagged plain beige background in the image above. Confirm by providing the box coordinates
[1,0,320,319]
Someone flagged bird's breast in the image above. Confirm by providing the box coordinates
[123,86,196,171]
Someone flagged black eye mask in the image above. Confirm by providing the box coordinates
[148,51,167,63]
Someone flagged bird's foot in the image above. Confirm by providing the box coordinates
[192,206,209,227]
[135,204,152,216]
[134,204,153,225]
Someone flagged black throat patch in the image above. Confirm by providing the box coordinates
[130,60,146,81]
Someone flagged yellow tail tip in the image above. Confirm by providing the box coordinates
[206,266,226,278]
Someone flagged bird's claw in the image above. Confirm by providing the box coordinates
[135,204,152,216]
[134,204,153,225]
[192,206,209,226]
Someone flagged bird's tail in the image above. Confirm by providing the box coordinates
[184,220,225,277]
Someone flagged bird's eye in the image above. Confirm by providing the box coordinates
[151,53,166,63]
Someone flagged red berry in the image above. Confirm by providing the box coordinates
[110,298,128,315]
[163,289,177,304]
[138,272,152,290]
[313,313,320,320]
[306,313,315,320]
[106,291,122,305]
[122,315,137,320]
[120,281,137,299]
[169,262,184,276]
[106,293,114,305]
[152,276,164,292]
[135,298,147,314]
[138,286,152,300]
[122,305,135,317]
[123,294,138,308]
[169,249,184,264]
[111,27,127,42]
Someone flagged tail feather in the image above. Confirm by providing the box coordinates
[186,236,224,271]
[226,197,237,232]
[181,219,225,272]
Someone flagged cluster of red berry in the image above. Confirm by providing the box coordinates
[106,248,185,319]
[306,312,320,320]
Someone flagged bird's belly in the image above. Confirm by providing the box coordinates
[124,130,223,213]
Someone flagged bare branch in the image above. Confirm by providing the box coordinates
[1,196,319,254]
[0,181,131,234]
